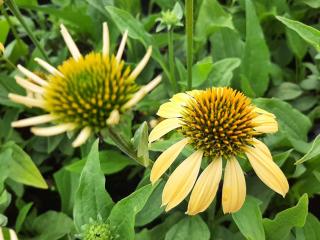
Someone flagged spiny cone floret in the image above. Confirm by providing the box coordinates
[180,88,257,157]
[83,222,115,240]
[44,53,138,131]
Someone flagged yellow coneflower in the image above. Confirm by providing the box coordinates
[9,23,161,147]
[149,87,289,215]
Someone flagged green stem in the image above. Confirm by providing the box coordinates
[186,0,193,90]
[6,0,50,62]
[168,29,177,92]
[1,57,17,70]
[2,8,21,42]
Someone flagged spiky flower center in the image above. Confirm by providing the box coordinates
[43,53,138,131]
[180,88,258,158]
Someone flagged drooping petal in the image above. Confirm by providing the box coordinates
[148,118,182,143]
[162,150,203,211]
[72,127,92,147]
[31,123,76,136]
[116,30,128,62]
[253,114,278,133]
[245,138,289,197]
[222,157,246,214]
[157,102,183,118]
[150,138,189,184]
[60,24,82,60]
[102,22,110,57]
[128,46,152,80]
[34,58,64,77]
[187,157,222,215]
[11,114,58,128]
[122,75,162,109]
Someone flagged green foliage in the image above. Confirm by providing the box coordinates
[0,0,319,239]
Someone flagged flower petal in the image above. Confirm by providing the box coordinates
[148,118,182,143]
[157,102,183,118]
[222,157,246,214]
[245,138,289,197]
[170,93,192,106]
[150,138,189,184]
[162,150,203,211]
[254,107,276,118]
[253,114,278,133]
[187,157,222,215]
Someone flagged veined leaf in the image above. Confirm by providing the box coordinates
[296,134,320,164]
[276,16,320,51]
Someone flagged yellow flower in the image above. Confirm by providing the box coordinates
[149,87,289,215]
[0,42,4,54]
[9,23,161,147]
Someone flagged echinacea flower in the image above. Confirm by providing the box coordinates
[9,23,161,147]
[149,87,289,214]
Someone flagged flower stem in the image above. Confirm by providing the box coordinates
[186,0,193,90]
[5,0,50,63]
[168,29,177,92]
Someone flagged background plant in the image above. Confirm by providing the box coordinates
[0,0,320,239]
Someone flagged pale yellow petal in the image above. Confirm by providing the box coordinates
[187,157,222,215]
[245,138,289,197]
[253,114,278,133]
[150,138,189,184]
[222,157,246,214]
[162,150,203,211]
[254,107,276,118]
[148,118,182,143]
[157,102,183,118]
[170,93,192,106]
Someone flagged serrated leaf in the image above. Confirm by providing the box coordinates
[73,140,114,231]
[108,184,154,240]
[263,194,308,240]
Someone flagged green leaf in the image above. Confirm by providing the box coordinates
[15,202,33,233]
[195,0,234,41]
[240,0,270,97]
[263,194,308,240]
[65,150,135,174]
[270,82,303,100]
[297,0,320,8]
[253,98,311,141]
[286,28,308,60]
[1,142,48,189]
[108,184,154,240]
[73,140,114,231]
[165,216,210,240]
[105,6,170,79]
[303,213,320,240]
[296,134,320,164]
[54,168,80,215]
[209,58,241,87]
[0,19,10,43]
[133,122,150,167]
[276,16,320,51]
[232,196,265,240]
[135,181,165,226]
[192,57,214,87]
[28,211,74,240]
